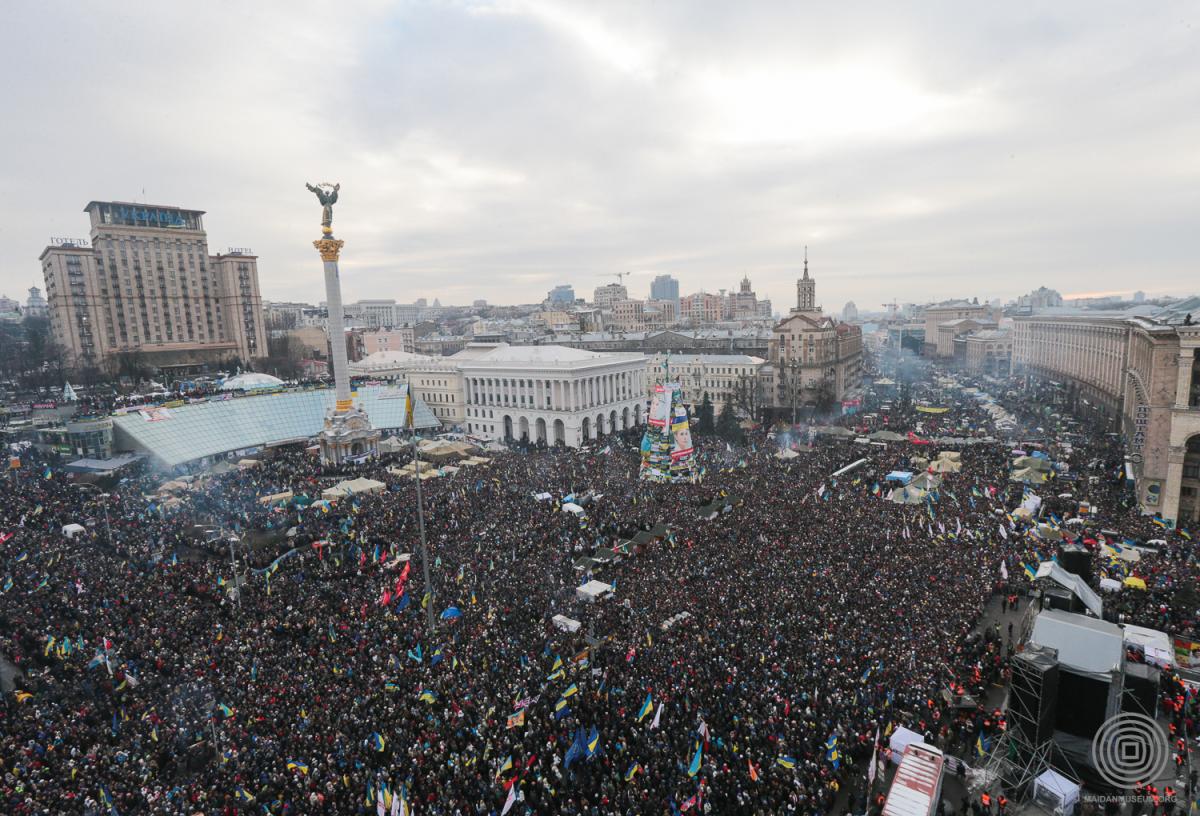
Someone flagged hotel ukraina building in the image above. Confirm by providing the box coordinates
[40,201,267,372]
[1012,299,1200,525]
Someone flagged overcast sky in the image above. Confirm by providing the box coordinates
[3,1,1198,314]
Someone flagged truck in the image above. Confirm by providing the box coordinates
[882,743,946,816]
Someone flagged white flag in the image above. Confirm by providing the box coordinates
[651,702,663,730]
[501,783,518,816]
[998,524,1008,540]
[868,727,880,786]
[1000,560,1009,580]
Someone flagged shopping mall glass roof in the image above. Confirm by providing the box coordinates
[111,385,439,468]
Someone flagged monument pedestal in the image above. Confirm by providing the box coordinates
[318,403,380,465]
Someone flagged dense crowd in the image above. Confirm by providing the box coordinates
[0,374,1195,815]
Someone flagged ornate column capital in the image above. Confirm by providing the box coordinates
[313,238,345,262]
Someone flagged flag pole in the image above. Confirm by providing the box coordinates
[408,387,436,636]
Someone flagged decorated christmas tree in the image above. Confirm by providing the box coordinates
[639,359,697,483]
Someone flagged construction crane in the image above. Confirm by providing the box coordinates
[602,272,631,285]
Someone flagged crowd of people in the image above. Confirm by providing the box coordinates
[0,371,1195,815]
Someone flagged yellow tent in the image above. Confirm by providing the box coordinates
[1123,576,1147,590]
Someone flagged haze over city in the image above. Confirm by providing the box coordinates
[4,0,1199,309]
[5,3,1200,816]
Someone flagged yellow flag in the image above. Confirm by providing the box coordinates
[405,392,415,430]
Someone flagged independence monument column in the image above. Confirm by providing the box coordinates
[307,181,380,465]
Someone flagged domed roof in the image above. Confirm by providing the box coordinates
[350,350,437,371]
[220,372,285,391]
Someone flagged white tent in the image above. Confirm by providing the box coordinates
[775,448,799,460]
[377,436,406,454]
[887,726,926,764]
[561,502,585,516]
[62,523,86,539]
[889,486,928,504]
[552,614,581,633]
[576,580,613,603]
[533,492,553,501]
[929,458,961,473]
[1098,577,1123,593]
[909,472,942,490]
[1033,769,1080,816]
[322,477,385,499]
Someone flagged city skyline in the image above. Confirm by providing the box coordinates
[4,2,1199,312]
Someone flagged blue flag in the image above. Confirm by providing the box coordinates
[687,740,703,776]
[564,726,586,768]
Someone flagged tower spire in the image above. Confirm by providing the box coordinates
[795,247,817,312]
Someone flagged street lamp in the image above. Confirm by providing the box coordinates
[785,358,800,426]
[227,533,243,611]
[73,483,112,546]
[400,372,437,636]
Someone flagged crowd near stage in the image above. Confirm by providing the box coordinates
[1,370,1197,816]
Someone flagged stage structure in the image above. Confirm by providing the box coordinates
[307,181,380,466]
[639,359,697,483]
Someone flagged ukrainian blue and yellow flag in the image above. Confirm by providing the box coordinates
[687,740,703,776]
[975,731,991,757]
[286,760,309,775]
[586,726,601,758]
[777,755,796,769]
[637,692,653,722]
[418,688,437,704]
[496,755,513,779]
[825,734,840,768]
[625,762,642,781]
[562,682,579,698]
[369,732,386,752]
[237,787,256,803]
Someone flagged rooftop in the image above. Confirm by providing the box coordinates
[965,329,1011,341]
[111,385,439,468]
[349,350,439,372]
[220,372,285,391]
[650,353,766,365]
[478,344,629,363]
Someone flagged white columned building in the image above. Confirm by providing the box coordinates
[459,345,646,447]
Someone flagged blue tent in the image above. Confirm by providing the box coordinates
[440,606,462,620]
[885,471,913,484]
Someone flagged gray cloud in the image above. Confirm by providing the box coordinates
[2,0,1197,312]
